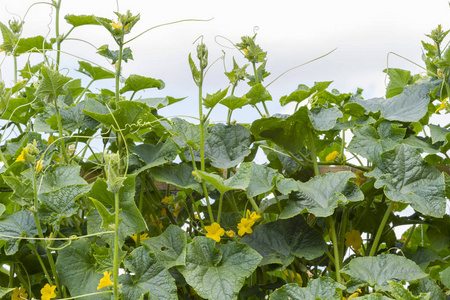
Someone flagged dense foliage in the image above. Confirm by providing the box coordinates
[0,2,449,300]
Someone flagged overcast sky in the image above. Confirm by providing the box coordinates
[1,0,450,123]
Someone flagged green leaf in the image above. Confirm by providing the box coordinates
[245,83,272,105]
[348,121,406,163]
[428,124,450,148]
[90,198,115,230]
[0,287,14,298]
[279,171,364,218]
[389,281,430,300]
[46,101,100,134]
[178,237,262,300]
[0,96,35,124]
[120,246,178,300]
[409,277,444,300]
[56,239,110,300]
[15,36,52,55]
[120,74,165,94]
[352,84,430,122]
[203,87,229,109]
[240,216,327,268]
[367,144,446,217]
[251,107,309,153]
[269,277,344,300]
[205,123,252,169]
[142,225,187,269]
[225,162,282,198]
[87,175,146,244]
[280,81,333,106]
[400,136,440,154]
[97,44,133,64]
[440,267,450,289]
[220,95,249,111]
[170,117,208,150]
[308,106,343,131]
[77,61,115,81]
[131,139,178,174]
[196,170,235,195]
[83,98,157,136]
[341,253,427,292]
[352,294,394,300]
[0,22,17,53]
[137,96,185,110]
[65,14,101,27]
[151,163,202,193]
[188,53,200,86]
[35,66,72,101]
[92,243,126,274]
[383,68,411,98]
[0,211,38,255]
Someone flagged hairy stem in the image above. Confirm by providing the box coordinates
[369,201,394,256]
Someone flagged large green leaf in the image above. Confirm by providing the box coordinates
[250,107,309,152]
[367,144,446,217]
[269,277,344,300]
[15,36,52,55]
[120,74,164,94]
[203,87,229,109]
[0,96,35,124]
[245,83,272,105]
[196,170,236,195]
[65,14,101,27]
[151,163,202,193]
[220,95,249,111]
[120,246,178,300]
[225,162,282,198]
[348,121,406,163]
[56,239,110,300]
[177,237,261,300]
[0,287,14,299]
[46,101,100,133]
[341,253,427,292]
[77,61,115,81]
[0,22,16,53]
[383,68,411,98]
[131,138,178,174]
[204,123,252,169]
[37,165,91,227]
[0,211,38,255]
[142,225,186,269]
[429,124,450,149]
[170,117,208,150]
[279,171,364,218]
[409,277,443,300]
[87,175,146,245]
[137,96,185,110]
[308,106,343,131]
[280,81,333,106]
[352,84,430,122]
[83,98,157,135]
[35,66,72,101]
[389,281,430,300]
[240,216,327,268]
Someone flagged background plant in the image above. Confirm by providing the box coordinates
[0,1,448,300]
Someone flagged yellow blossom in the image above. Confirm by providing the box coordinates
[161,196,172,204]
[97,271,113,290]
[47,135,55,144]
[326,150,340,162]
[435,98,448,113]
[110,20,122,29]
[130,233,149,243]
[194,213,199,219]
[225,230,235,237]
[15,148,28,162]
[345,230,363,253]
[11,287,28,300]
[205,222,225,242]
[245,209,261,222]
[237,218,255,236]
[36,159,43,173]
[354,171,365,187]
[40,283,57,300]
[173,203,181,217]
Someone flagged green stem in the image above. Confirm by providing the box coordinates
[27,243,52,285]
[8,264,14,288]
[273,192,282,213]
[55,0,62,69]
[369,201,394,256]
[328,217,342,284]
[115,43,124,105]
[217,193,224,223]
[136,178,145,248]
[75,79,94,103]
[54,98,70,163]
[113,192,120,300]
[13,56,17,85]
[307,126,320,176]
[247,197,261,215]
[401,224,416,252]
[340,129,345,164]
[31,165,62,295]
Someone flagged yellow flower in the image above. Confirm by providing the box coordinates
[110,20,122,29]
[36,159,43,173]
[345,230,363,253]
[435,98,448,113]
[161,196,172,204]
[205,222,225,242]
[225,230,235,237]
[326,150,339,162]
[130,233,149,243]
[354,171,365,187]
[11,287,28,300]
[237,218,255,236]
[194,213,199,219]
[40,283,57,300]
[173,203,181,217]
[245,209,261,222]
[97,271,113,290]
[15,148,28,162]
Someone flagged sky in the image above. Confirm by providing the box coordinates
[1,0,450,124]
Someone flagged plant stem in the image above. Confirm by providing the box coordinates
[27,243,53,284]
[54,98,70,163]
[306,126,320,176]
[401,224,416,252]
[328,217,342,284]
[216,193,224,223]
[113,192,120,300]
[273,192,282,213]
[369,201,394,256]
[247,197,261,215]
[55,0,62,69]
[13,56,17,85]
